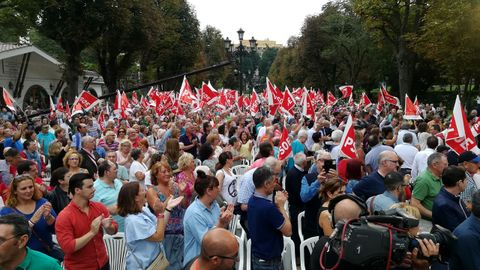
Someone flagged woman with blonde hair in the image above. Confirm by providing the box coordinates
[175,153,196,203]
[318,178,346,237]
[206,133,222,158]
[63,150,88,174]
[0,174,62,261]
[147,162,188,269]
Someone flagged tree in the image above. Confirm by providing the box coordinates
[408,0,480,94]
[141,0,201,90]
[93,0,162,93]
[354,0,429,102]
[2,0,115,102]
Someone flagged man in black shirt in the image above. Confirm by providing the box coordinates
[45,168,71,214]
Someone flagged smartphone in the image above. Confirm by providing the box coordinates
[323,159,337,173]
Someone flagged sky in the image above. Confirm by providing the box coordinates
[188,0,329,46]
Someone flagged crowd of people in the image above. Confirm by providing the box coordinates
[0,98,479,270]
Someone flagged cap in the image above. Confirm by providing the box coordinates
[458,151,480,163]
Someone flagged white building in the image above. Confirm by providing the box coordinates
[0,42,104,110]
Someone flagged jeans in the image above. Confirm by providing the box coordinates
[163,234,184,270]
[252,255,283,270]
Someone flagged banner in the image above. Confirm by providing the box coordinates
[278,127,292,161]
[339,115,357,159]
[71,90,100,116]
[446,95,480,154]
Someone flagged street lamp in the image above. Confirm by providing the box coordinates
[224,28,257,95]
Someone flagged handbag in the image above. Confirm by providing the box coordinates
[127,238,169,270]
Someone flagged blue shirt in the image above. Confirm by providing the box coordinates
[92,178,124,232]
[366,191,399,213]
[432,187,470,232]
[450,215,480,270]
[183,198,221,266]
[352,171,386,201]
[37,132,56,156]
[3,137,23,152]
[287,139,305,170]
[124,207,162,270]
[248,193,285,260]
[237,168,257,205]
[300,175,321,203]
[0,198,56,254]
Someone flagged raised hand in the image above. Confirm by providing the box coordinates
[275,191,288,208]
[219,204,234,227]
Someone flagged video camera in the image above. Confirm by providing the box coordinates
[322,208,457,269]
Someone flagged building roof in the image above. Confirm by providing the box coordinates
[0,42,61,65]
[0,42,29,53]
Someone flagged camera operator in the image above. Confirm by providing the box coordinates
[450,190,480,270]
[309,194,439,270]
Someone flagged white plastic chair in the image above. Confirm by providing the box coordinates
[229,214,240,234]
[232,165,249,176]
[235,235,245,270]
[298,211,305,243]
[246,237,296,270]
[241,158,251,166]
[282,237,297,270]
[103,233,127,270]
[300,236,319,270]
[194,158,202,167]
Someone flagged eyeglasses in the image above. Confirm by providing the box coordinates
[209,253,239,262]
[69,157,79,160]
[386,160,399,164]
[0,234,20,246]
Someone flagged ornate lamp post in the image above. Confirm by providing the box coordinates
[224,28,257,95]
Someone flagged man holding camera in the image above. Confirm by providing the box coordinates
[309,194,440,270]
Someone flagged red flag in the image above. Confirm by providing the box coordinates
[292,87,305,103]
[225,89,238,106]
[98,108,106,132]
[302,91,315,119]
[280,87,295,116]
[140,96,149,109]
[327,91,337,106]
[381,84,400,107]
[131,91,139,105]
[359,92,372,108]
[404,94,422,120]
[446,95,480,154]
[250,90,259,116]
[2,88,15,112]
[56,97,64,113]
[171,99,184,116]
[347,94,355,108]
[48,96,56,120]
[200,82,219,106]
[339,115,357,159]
[278,127,292,161]
[316,91,325,105]
[266,77,283,105]
[65,102,71,119]
[121,92,130,110]
[179,76,197,104]
[237,95,244,111]
[147,87,161,105]
[71,90,99,116]
[376,89,385,113]
[339,85,353,99]
[216,92,227,110]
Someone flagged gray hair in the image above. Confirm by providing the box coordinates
[264,157,280,170]
[315,150,331,161]
[378,150,395,164]
[297,130,308,139]
[427,152,445,167]
[331,130,343,142]
[81,135,94,147]
[294,153,307,166]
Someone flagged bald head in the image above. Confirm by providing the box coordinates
[333,198,363,223]
[200,228,238,260]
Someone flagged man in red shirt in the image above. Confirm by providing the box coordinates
[56,173,118,270]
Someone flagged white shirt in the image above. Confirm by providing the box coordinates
[396,130,419,147]
[129,160,147,189]
[394,143,419,169]
[411,148,436,181]
[305,128,317,151]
